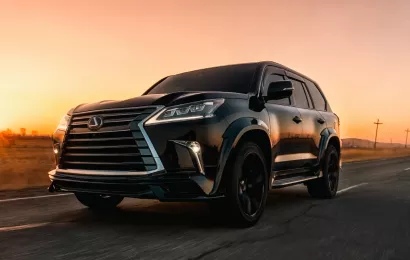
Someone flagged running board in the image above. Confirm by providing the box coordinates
[271,175,319,189]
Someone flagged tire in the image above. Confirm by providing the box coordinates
[210,141,269,227]
[307,144,340,199]
[75,192,124,210]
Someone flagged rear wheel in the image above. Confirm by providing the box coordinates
[211,142,269,227]
[307,145,339,198]
[75,192,123,210]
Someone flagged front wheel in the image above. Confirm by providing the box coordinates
[75,192,124,210]
[307,144,340,198]
[211,141,269,227]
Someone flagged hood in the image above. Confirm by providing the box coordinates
[71,91,247,114]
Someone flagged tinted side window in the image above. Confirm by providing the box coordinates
[264,74,290,106]
[305,80,326,111]
[303,83,314,109]
[290,80,309,109]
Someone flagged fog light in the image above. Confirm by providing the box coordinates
[171,140,205,175]
[53,143,60,154]
[185,141,204,174]
[188,142,201,154]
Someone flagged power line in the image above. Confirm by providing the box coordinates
[405,129,410,148]
[374,119,383,149]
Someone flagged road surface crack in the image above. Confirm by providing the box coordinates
[280,203,317,225]
[189,203,317,260]
[188,231,287,260]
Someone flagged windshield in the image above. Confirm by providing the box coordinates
[145,63,257,95]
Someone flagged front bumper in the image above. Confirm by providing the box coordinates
[49,138,218,200]
[48,169,220,201]
[51,105,227,201]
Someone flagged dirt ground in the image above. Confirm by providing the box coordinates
[342,147,410,162]
[0,138,54,190]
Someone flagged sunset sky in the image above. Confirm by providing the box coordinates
[1,0,410,143]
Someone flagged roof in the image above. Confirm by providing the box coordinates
[144,61,322,96]
[171,61,320,87]
[255,61,320,87]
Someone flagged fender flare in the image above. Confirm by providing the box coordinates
[318,128,341,164]
[210,117,270,195]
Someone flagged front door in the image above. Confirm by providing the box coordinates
[261,66,304,174]
[286,71,327,172]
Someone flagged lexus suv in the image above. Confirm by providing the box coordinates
[48,61,341,226]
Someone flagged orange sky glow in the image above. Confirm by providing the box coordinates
[1,0,410,143]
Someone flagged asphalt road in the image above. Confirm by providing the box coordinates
[1,157,410,260]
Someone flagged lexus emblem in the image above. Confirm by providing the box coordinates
[87,116,104,131]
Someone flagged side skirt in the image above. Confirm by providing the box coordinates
[271,168,321,189]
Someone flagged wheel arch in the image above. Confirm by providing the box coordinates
[319,128,342,167]
[210,117,271,195]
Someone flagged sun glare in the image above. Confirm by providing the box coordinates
[0,115,10,131]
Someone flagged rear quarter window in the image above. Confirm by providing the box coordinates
[305,80,327,111]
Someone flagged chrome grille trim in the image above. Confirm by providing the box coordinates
[68,129,130,135]
[58,106,165,176]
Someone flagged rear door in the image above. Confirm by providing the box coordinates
[304,79,338,132]
[285,71,326,171]
[261,66,304,173]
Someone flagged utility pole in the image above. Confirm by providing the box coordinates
[405,129,410,148]
[374,119,383,149]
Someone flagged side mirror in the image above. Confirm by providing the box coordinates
[266,80,294,100]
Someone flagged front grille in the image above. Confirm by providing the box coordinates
[59,107,158,172]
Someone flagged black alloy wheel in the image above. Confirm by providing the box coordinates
[327,151,339,193]
[211,141,269,227]
[307,144,340,198]
[238,153,266,217]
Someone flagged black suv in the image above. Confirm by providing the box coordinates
[49,61,341,226]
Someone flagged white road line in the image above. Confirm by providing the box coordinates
[404,168,410,171]
[0,222,50,232]
[337,183,368,194]
[0,193,73,203]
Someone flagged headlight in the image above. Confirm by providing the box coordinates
[56,115,71,131]
[145,99,224,125]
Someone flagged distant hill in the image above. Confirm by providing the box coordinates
[342,138,404,148]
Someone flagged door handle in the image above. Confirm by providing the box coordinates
[293,116,302,124]
[317,118,325,124]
